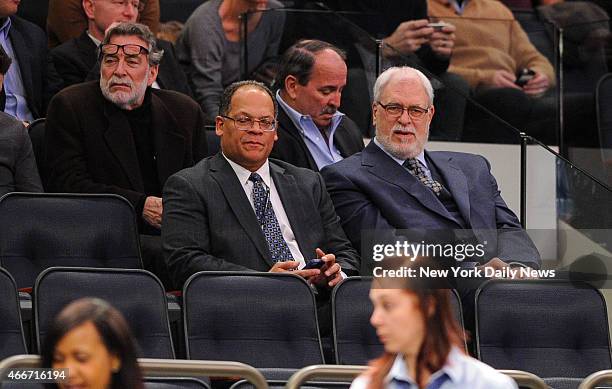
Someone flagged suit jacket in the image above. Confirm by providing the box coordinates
[270,107,365,171]
[8,16,47,119]
[162,153,360,288]
[320,141,541,270]
[0,111,42,197]
[47,31,192,98]
[45,81,207,221]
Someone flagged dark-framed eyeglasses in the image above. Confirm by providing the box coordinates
[100,43,150,58]
[107,0,146,12]
[377,101,430,120]
[221,115,277,132]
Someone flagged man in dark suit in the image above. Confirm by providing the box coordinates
[270,40,364,172]
[321,66,541,274]
[162,80,360,290]
[45,23,206,288]
[0,0,47,121]
[47,0,191,99]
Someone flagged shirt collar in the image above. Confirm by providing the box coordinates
[222,152,272,188]
[276,90,345,134]
[0,17,11,40]
[372,137,427,169]
[87,31,102,47]
[385,348,463,386]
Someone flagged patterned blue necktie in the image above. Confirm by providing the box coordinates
[403,158,444,196]
[249,172,294,262]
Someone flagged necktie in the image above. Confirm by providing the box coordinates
[403,158,444,196]
[249,172,294,262]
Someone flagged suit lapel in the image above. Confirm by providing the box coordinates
[333,117,352,158]
[427,151,472,226]
[209,154,272,266]
[150,92,185,184]
[8,24,36,117]
[278,108,318,170]
[364,142,455,223]
[270,162,308,258]
[102,100,144,192]
[76,31,98,70]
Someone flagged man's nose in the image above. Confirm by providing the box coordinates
[329,91,341,108]
[397,108,413,126]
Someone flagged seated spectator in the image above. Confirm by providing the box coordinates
[350,260,517,389]
[0,44,42,197]
[40,298,144,389]
[428,0,557,143]
[175,0,285,123]
[271,39,364,171]
[47,0,191,99]
[45,22,207,288]
[322,0,470,140]
[0,0,47,121]
[162,80,359,289]
[47,0,160,48]
[321,66,541,271]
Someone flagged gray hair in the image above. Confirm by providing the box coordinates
[101,22,164,65]
[219,80,277,117]
[373,67,434,105]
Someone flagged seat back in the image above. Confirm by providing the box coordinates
[34,267,174,358]
[0,268,27,359]
[331,277,381,365]
[0,193,142,288]
[27,118,47,189]
[144,377,210,389]
[183,272,324,368]
[476,279,612,378]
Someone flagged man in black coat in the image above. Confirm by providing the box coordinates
[270,40,364,172]
[45,23,206,288]
[0,0,47,121]
[47,0,191,99]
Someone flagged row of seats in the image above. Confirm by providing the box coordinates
[1,266,610,385]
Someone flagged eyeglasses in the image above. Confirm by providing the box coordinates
[221,115,277,132]
[107,0,145,12]
[377,102,430,120]
[100,44,150,57]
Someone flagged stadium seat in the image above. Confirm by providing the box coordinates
[144,377,211,389]
[332,277,466,365]
[475,279,612,379]
[0,268,27,359]
[183,272,324,369]
[34,267,175,358]
[0,193,142,289]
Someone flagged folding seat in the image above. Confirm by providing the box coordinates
[476,279,612,380]
[0,267,27,359]
[183,272,324,369]
[34,267,174,358]
[0,193,142,289]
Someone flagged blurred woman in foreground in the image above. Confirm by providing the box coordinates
[41,298,143,389]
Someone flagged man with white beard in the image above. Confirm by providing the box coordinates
[45,23,207,289]
[321,66,540,274]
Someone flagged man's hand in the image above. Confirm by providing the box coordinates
[142,196,163,229]
[522,72,550,97]
[430,23,456,59]
[478,257,537,279]
[309,248,343,288]
[489,70,522,90]
[269,260,321,279]
[383,19,433,56]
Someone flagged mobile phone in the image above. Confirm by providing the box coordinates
[303,259,325,270]
[515,68,535,87]
[427,22,447,31]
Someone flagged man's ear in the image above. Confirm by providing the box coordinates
[82,0,95,20]
[147,64,159,86]
[215,116,224,137]
[284,75,299,100]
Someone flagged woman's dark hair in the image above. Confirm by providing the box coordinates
[366,258,465,389]
[40,298,144,389]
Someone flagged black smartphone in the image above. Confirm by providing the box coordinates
[515,68,535,87]
[303,259,325,270]
[427,22,446,31]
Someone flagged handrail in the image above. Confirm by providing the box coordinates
[285,365,367,389]
[578,369,612,389]
[498,369,549,389]
[0,355,268,389]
